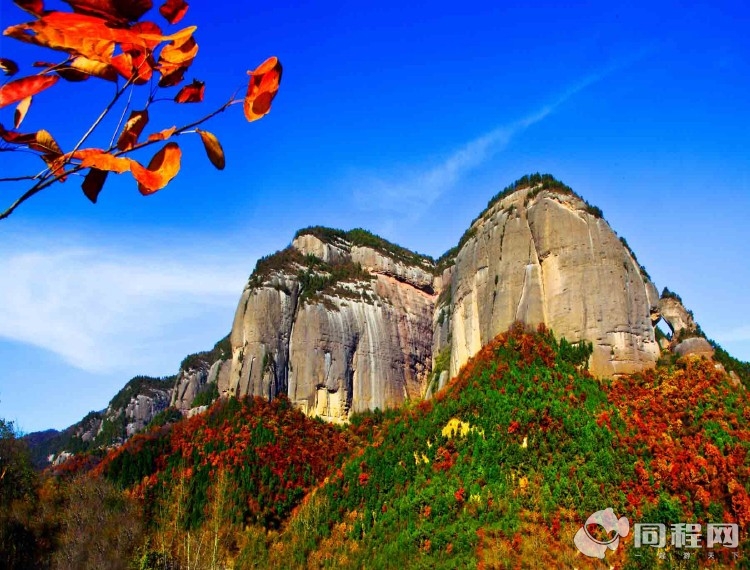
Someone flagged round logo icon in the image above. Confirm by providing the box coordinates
[574,508,630,559]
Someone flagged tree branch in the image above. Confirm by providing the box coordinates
[71,76,135,156]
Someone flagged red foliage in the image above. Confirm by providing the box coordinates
[609,358,750,526]
[550,516,561,540]
[454,487,466,503]
[94,395,351,525]
[49,452,100,478]
[434,442,458,472]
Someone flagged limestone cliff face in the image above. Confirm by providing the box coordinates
[171,359,231,412]
[171,367,208,411]
[228,181,673,416]
[228,230,436,420]
[658,295,699,338]
[122,390,170,436]
[31,176,726,464]
[445,186,661,377]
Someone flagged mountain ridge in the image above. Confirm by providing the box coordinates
[25,174,749,466]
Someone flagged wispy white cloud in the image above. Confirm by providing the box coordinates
[0,232,256,375]
[350,59,640,217]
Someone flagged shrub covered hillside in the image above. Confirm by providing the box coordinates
[7,326,748,569]
[264,325,749,569]
[96,396,351,530]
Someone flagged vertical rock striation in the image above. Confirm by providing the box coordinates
[445,183,661,377]
[228,230,436,421]
[227,178,672,418]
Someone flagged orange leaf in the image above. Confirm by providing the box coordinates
[159,0,188,25]
[244,56,282,122]
[196,129,224,170]
[147,126,176,141]
[174,79,203,103]
[13,0,44,17]
[35,57,118,82]
[14,96,32,129]
[82,168,108,203]
[0,124,61,156]
[158,65,186,87]
[62,0,152,25]
[0,58,19,76]
[41,153,69,179]
[78,149,134,173]
[40,61,89,82]
[0,74,58,108]
[130,142,181,195]
[156,26,197,85]
[3,12,166,65]
[116,109,149,151]
[68,56,118,81]
[30,129,62,155]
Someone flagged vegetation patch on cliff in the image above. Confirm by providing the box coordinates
[437,174,605,270]
[295,226,434,268]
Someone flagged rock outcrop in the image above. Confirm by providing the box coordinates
[171,359,231,412]
[658,294,700,338]
[171,366,209,411]
[32,175,735,462]
[441,181,661,377]
[227,177,676,417]
[674,337,715,359]
[228,229,436,421]
[123,390,170,436]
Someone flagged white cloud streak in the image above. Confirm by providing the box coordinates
[0,234,254,374]
[351,63,629,216]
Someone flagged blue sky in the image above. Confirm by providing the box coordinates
[1,0,748,432]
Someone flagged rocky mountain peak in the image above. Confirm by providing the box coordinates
[30,175,741,465]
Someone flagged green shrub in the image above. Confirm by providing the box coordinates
[191,382,220,409]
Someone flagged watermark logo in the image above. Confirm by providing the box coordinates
[575,511,741,562]
[574,508,630,559]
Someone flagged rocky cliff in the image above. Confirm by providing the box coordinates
[225,175,711,417]
[31,174,740,462]
[227,228,437,421]
[437,177,662,377]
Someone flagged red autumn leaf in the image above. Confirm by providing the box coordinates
[0,74,58,108]
[159,0,188,25]
[0,59,19,76]
[244,56,282,122]
[157,65,186,87]
[174,79,203,103]
[14,96,32,129]
[4,12,181,65]
[130,142,181,195]
[0,123,35,145]
[147,126,176,142]
[82,168,108,203]
[13,0,44,17]
[130,21,162,36]
[77,148,133,173]
[62,0,152,25]
[35,58,118,82]
[116,109,149,151]
[5,13,130,63]
[156,26,198,85]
